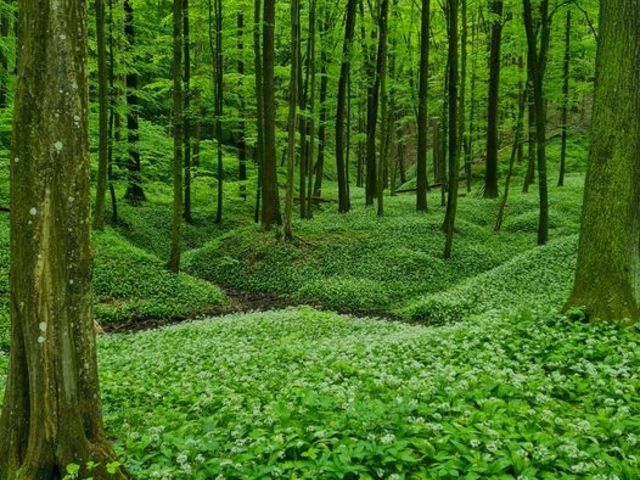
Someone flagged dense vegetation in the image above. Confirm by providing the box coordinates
[1,0,639,478]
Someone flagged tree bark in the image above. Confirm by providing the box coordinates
[183,0,193,222]
[0,0,127,476]
[565,0,640,322]
[237,13,248,200]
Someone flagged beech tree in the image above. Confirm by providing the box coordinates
[0,0,127,476]
[565,0,640,322]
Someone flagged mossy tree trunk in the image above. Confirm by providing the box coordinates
[564,0,640,322]
[0,0,127,477]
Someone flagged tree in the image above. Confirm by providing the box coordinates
[443,0,459,259]
[564,0,640,322]
[183,0,193,222]
[522,0,550,245]
[283,0,300,241]
[364,0,389,206]
[169,0,184,273]
[558,9,570,187]
[237,12,248,200]
[211,0,224,224]
[335,0,358,213]
[260,0,282,228]
[93,0,110,230]
[416,0,430,212]
[484,0,503,199]
[0,1,10,109]
[253,0,265,223]
[123,0,146,204]
[0,0,127,476]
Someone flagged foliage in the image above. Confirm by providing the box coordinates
[3,307,638,479]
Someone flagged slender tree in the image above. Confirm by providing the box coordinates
[443,0,459,259]
[261,0,282,227]
[183,0,193,222]
[253,0,265,223]
[169,0,184,273]
[335,0,358,213]
[210,0,224,224]
[0,0,127,475]
[0,1,9,109]
[313,6,329,198]
[558,9,570,187]
[284,0,300,241]
[237,13,248,200]
[123,0,145,204]
[93,0,110,230]
[484,0,503,199]
[365,0,389,206]
[416,0,431,212]
[565,0,640,322]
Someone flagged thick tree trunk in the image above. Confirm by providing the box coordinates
[93,0,109,230]
[484,0,503,199]
[416,0,430,212]
[0,0,127,477]
[123,0,145,205]
[565,0,640,322]
[169,0,184,273]
[443,0,459,259]
[335,0,358,213]
[261,0,282,228]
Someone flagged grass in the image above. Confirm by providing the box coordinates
[3,307,639,479]
[186,172,584,318]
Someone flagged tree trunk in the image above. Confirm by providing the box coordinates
[443,0,459,259]
[123,0,145,205]
[183,0,193,222]
[313,10,329,198]
[484,0,503,199]
[416,0,430,212]
[93,0,109,230]
[335,0,358,213]
[253,0,265,223]
[558,9,570,187]
[0,3,10,109]
[523,0,550,245]
[305,0,317,218]
[565,0,640,322]
[169,0,184,273]
[283,0,299,241]
[238,13,248,200]
[261,0,282,228]
[365,0,389,207]
[0,0,127,476]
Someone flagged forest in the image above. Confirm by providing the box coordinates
[0,0,639,478]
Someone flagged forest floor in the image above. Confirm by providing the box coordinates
[2,140,640,478]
